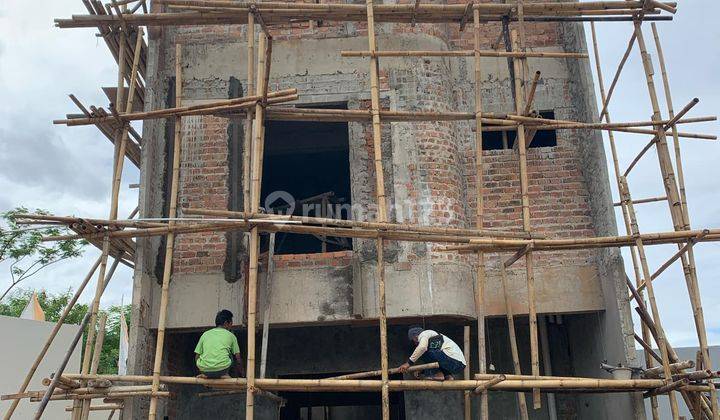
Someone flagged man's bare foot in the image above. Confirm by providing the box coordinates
[196,373,208,379]
[444,374,455,381]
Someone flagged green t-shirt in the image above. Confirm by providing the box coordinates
[194,327,240,372]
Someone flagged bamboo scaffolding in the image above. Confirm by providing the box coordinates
[147,43,183,420]
[509,28,540,410]
[328,363,439,380]
[54,88,297,126]
[463,325,471,420]
[590,24,663,418]
[650,22,720,420]
[56,373,669,391]
[363,1,390,418]
[620,176,680,419]
[55,1,677,28]
[39,215,720,251]
[28,3,719,420]
[80,313,108,420]
[33,258,121,420]
[634,21,718,419]
[258,232,275,380]
[472,8,489,420]
[341,50,588,58]
[1,256,101,420]
[245,30,270,420]
[499,260,529,419]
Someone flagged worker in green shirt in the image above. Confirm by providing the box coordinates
[194,309,244,379]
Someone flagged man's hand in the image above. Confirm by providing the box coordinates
[397,362,411,373]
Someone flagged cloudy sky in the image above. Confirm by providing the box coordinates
[0,1,718,348]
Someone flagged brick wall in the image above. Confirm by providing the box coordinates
[173,115,230,274]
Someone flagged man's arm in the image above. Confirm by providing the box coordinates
[398,334,429,373]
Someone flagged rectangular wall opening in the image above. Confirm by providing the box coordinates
[261,103,353,255]
[278,372,406,420]
[482,110,558,150]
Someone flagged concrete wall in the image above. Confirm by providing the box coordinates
[0,315,103,419]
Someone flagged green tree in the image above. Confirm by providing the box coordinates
[0,289,131,374]
[0,207,88,301]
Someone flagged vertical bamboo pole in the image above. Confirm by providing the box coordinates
[365,0,390,419]
[500,260,529,420]
[243,12,255,214]
[510,29,540,410]
[619,176,680,420]
[538,316,557,420]
[650,22,719,419]
[472,7,489,420]
[247,32,268,420]
[2,256,102,420]
[147,43,183,420]
[589,22,659,420]
[259,232,276,379]
[80,314,108,420]
[463,326,471,420]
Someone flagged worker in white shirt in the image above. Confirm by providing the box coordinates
[397,326,467,380]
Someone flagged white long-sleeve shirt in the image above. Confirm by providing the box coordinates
[409,330,466,365]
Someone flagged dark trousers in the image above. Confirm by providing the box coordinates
[419,349,466,376]
[201,368,229,378]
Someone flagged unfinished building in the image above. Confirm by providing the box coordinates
[5,1,719,420]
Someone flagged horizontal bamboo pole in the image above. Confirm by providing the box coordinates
[59,374,666,392]
[183,208,532,238]
[65,404,122,412]
[31,391,169,402]
[644,379,689,398]
[329,363,439,380]
[40,217,720,252]
[341,50,588,58]
[55,89,297,126]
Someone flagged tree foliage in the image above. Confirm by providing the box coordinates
[0,207,88,301]
[0,289,131,374]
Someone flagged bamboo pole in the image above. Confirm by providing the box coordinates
[473,375,506,394]
[364,1,389,419]
[2,256,102,420]
[341,50,588,58]
[243,11,255,214]
[259,232,275,379]
[246,31,269,420]
[651,22,720,420]
[59,372,668,391]
[463,326,471,420]
[619,176,680,420]
[499,260,529,419]
[510,29,540,410]
[33,259,121,420]
[80,314,108,420]
[589,23,662,419]
[473,9,489,419]
[328,363,439,380]
[147,43,183,420]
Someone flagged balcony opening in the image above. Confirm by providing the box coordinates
[261,103,353,255]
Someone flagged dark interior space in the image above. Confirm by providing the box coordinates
[261,104,353,255]
[278,372,406,420]
[482,110,558,150]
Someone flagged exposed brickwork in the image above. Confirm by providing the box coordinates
[173,115,230,274]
